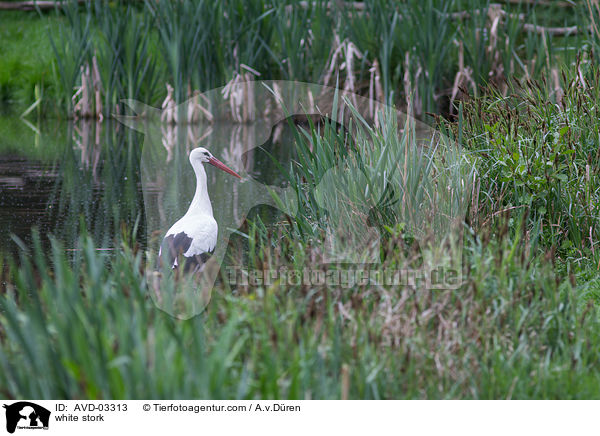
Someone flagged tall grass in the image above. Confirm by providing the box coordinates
[148,0,222,104]
[266,0,333,82]
[2,212,600,398]
[447,56,600,266]
[48,1,93,115]
[2,79,600,400]
[39,0,599,119]
[343,0,400,103]
[48,1,161,118]
[93,2,160,114]
[268,97,471,261]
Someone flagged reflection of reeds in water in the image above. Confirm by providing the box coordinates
[225,123,257,224]
[58,119,144,250]
[72,118,101,182]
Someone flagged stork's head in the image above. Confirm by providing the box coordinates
[190,147,214,163]
[190,147,241,179]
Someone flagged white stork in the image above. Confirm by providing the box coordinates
[159,147,241,273]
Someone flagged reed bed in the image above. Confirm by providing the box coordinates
[450,56,600,266]
[2,212,600,399]
[34,0,593,120]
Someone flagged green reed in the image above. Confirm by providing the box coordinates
[2,209,600,399]
[38,0,600,118]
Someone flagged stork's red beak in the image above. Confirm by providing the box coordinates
[208,157,242,179]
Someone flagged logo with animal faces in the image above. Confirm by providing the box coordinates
[119,81,471,319]
[3,402,50,433]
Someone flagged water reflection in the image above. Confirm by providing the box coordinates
[0,118,144,256]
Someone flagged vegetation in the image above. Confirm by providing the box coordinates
[0,0,589,117]
[2,0,600,399]
[455,60,600,260]
[0,11,57,112]
[2,223,600,399]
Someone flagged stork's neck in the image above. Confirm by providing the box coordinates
[188,162,213,216]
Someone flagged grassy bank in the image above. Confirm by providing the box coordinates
[0,11,58,113]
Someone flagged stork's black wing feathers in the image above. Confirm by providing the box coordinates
[158,232,213,273]
[170,232,193,258]
[160,232,193,267]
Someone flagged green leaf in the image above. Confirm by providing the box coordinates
[555,173,568,183]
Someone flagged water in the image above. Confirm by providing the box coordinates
[0,157,58,251]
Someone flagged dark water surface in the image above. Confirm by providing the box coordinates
[0,157,58,250]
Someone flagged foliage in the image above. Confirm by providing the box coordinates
[0,0,595,117]
[2,0,600,401]
[452,57,600,264]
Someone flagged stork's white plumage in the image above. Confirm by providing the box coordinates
[159,147,241,272]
